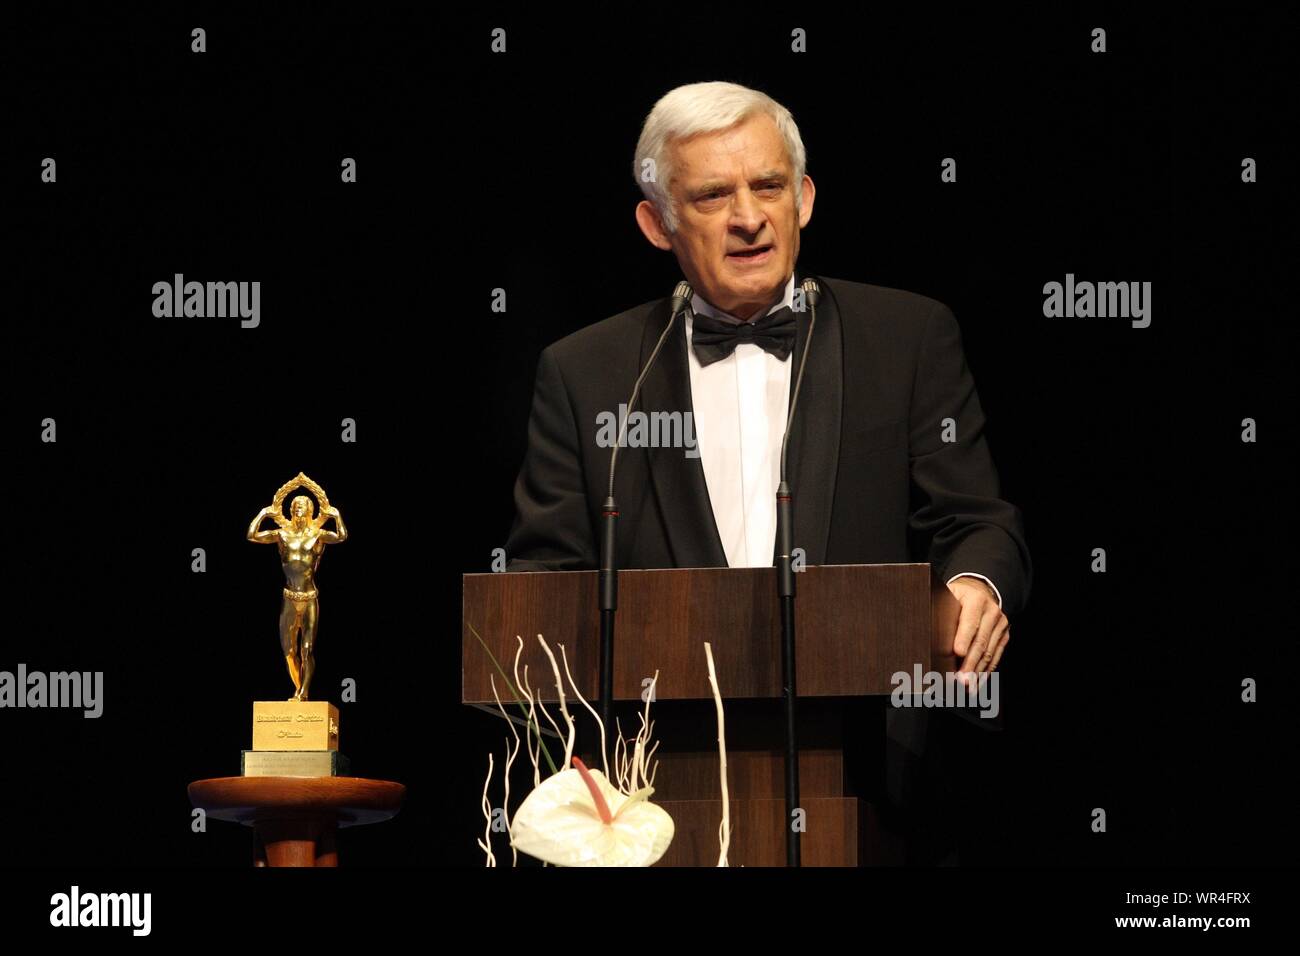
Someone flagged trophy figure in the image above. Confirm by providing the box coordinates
[247,472,347,702]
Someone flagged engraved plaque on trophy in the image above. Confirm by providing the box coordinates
[250,700,340,752]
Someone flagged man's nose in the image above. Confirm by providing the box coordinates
[728,187,765,235]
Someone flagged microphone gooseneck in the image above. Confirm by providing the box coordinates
[780,276,821,484]
[606,280,692,501]
[598,279,693,737]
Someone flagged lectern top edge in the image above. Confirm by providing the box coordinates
[463,562,935,578]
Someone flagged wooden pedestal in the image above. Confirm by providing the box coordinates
[188,776,405,867]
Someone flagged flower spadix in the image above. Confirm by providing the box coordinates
[509,756,674,866]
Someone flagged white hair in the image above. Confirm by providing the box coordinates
[632,81,807,234]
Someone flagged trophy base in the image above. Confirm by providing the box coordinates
[241,750,351,777]
[252,700,340,751]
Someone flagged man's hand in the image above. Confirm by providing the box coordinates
[947,576,1010,688]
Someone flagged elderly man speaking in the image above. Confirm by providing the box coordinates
[505,80,1029,689]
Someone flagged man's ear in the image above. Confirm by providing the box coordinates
[798,174,816,229]
[635,200,674,251]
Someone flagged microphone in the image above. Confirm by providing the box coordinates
[667,279,693,321]
[777,275,820,594]
[606,280,692,506]
[774,274,820,868]
[598,279,693,734]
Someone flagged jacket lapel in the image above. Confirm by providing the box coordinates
[638,298,729,567]
[782,269,843,566]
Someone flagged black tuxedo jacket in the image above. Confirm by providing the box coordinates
[504,270,1031,617]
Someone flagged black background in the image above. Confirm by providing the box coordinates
[4,1,1294,898]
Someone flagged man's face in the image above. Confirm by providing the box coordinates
[636,112,815,320]
[292,499,309,520]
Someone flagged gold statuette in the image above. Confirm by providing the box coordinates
[246,472,347,702]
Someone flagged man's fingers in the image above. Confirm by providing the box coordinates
[978,619,1009,672]
[960,608,996,679]
[952,601,984,658]
[989,625,1011,671]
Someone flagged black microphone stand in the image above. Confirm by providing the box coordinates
[776,277,819,868]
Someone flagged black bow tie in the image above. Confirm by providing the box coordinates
[691,305,797,366]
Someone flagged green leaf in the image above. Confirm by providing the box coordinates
[467,623,558,775]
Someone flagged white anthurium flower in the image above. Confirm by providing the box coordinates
[509,756,674,867]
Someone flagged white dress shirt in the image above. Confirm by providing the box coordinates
[685,275,795,568]
[683,273,1002,608]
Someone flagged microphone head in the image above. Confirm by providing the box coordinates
[800,276,821,309]
[670,280,694,316]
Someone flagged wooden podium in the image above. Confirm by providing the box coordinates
[462,563,960,867]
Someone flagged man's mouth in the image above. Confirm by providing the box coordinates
[727,244,774,263]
